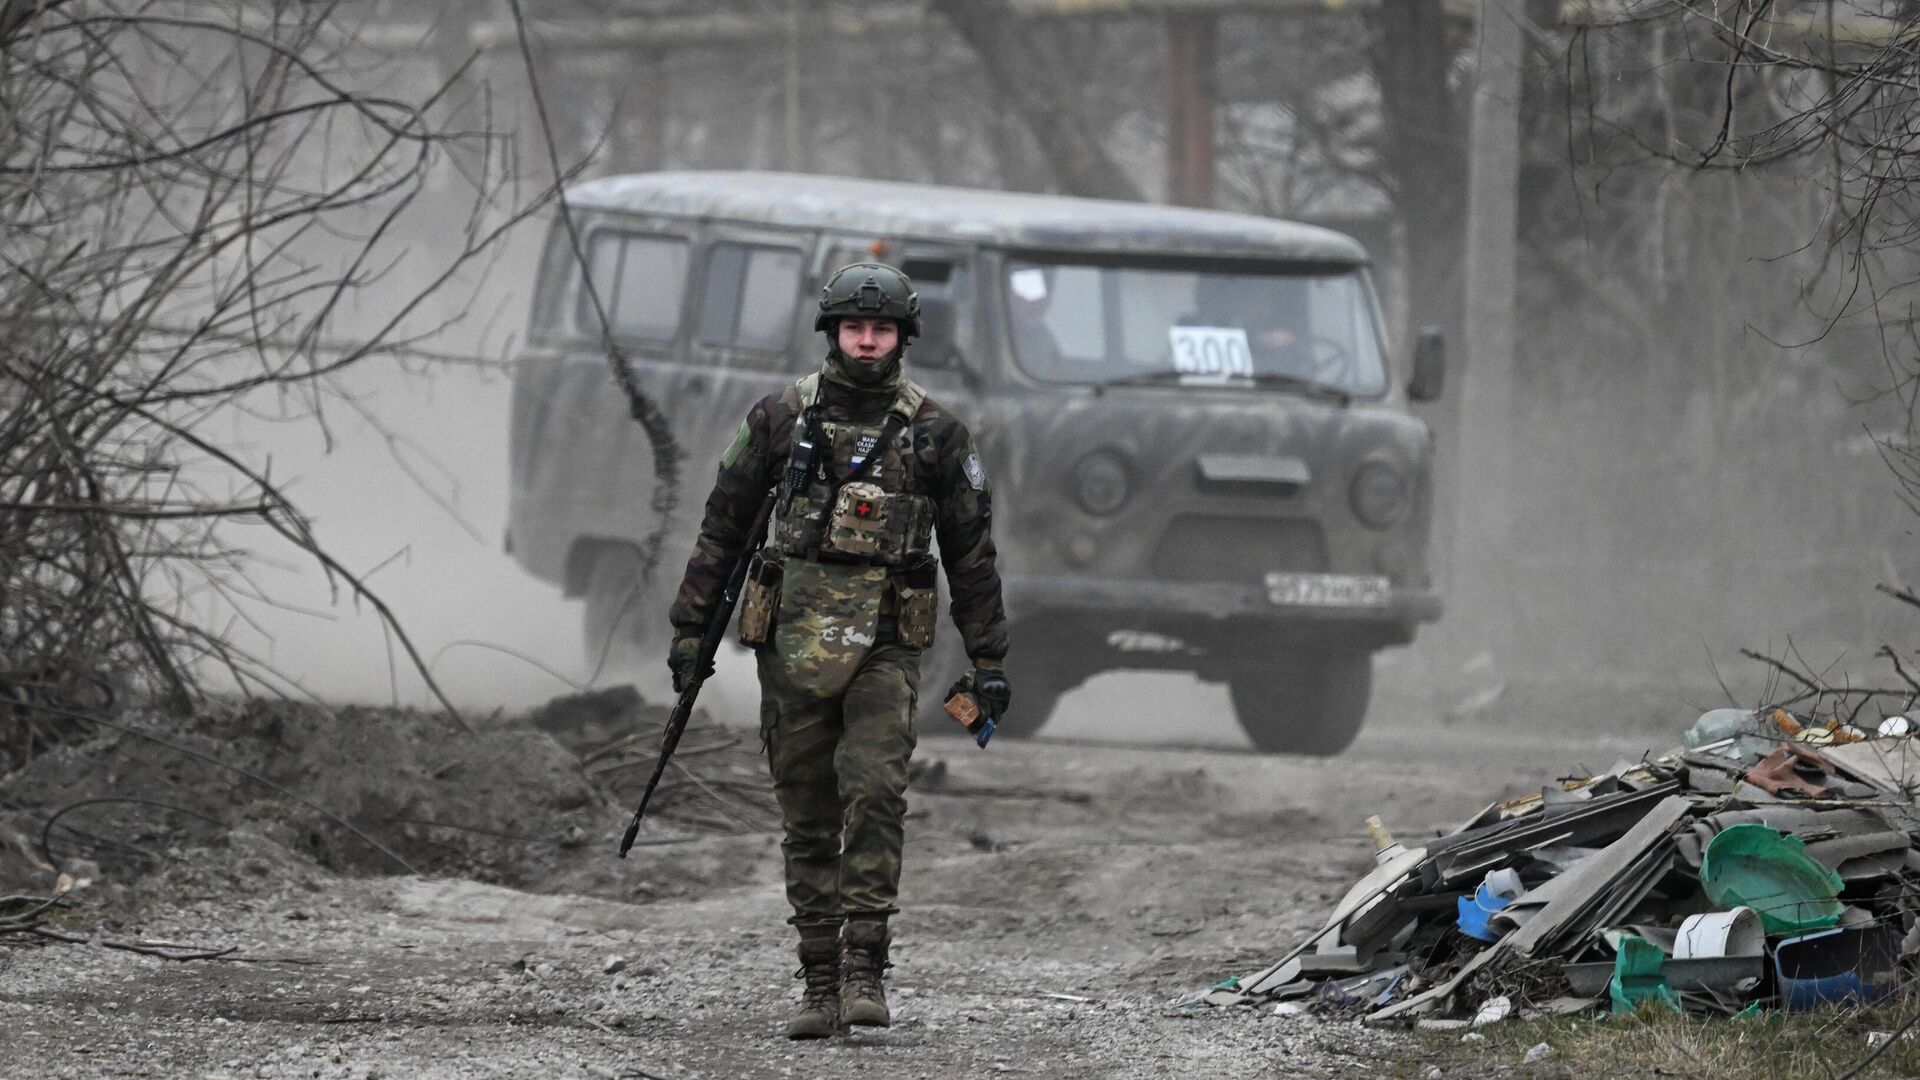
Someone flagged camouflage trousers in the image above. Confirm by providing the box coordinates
[757,640,920,927]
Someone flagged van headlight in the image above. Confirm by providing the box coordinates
[1351,462,1408,529]
[1074,452,1131,516]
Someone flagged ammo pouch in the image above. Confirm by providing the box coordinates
[737,554,782,648]
[894,558,939,650]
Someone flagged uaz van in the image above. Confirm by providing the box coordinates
[507,171,1444,754]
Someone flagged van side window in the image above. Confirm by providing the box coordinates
[578,231,688,342]
[900,257,953,284]
[697,243,803,355]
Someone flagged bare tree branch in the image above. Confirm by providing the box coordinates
[0,0,552,762]
[927,0,1144,201]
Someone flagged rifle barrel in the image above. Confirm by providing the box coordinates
[617,687,698,857]
[616,491,775,858]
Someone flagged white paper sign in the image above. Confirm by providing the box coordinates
[1168,325,1253,382]
[1008,268,1049,302]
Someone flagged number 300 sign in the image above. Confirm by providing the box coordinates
[1168,326,1253,382]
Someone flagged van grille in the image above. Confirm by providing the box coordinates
[1148,515,1330,584]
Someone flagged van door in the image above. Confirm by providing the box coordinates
[564,224,811,670]
[684,230,817,474]
[536,221,692,550]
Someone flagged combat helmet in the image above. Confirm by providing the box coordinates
[816,262,920,340]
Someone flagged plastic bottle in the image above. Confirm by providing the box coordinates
[1685,708,1763,749]
[1364,815,1405,865]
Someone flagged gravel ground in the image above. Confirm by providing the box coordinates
[0,695,1686,1079]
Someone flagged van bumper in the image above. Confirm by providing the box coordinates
[1003,576,1442,645]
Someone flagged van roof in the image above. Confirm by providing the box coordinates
[565,171,1369,264]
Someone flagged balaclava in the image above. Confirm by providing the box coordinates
[822,319,905,393]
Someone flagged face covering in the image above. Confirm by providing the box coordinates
[823,328,905,392]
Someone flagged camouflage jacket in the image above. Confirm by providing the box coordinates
[669,370,1009,662]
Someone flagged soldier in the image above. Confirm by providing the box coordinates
[667,262,1011,1039]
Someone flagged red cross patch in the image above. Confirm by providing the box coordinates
[855,500,874,518]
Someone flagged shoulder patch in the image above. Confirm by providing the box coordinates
[962,450,987,491]
[719,419,752,469]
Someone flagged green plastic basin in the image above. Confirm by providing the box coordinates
[1699,823,1844,936]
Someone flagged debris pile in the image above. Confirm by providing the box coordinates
[1209,708,1920,1022]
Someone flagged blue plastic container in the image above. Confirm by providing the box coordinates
[1773,924,1899,1011]
[1456,880,1517,942]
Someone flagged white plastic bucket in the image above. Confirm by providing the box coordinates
[1675,907,1764,959]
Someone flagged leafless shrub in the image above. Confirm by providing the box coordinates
[0,0,551,761]
[1564,2,1920,418]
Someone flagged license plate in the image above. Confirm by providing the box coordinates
[1264,572,1391,608]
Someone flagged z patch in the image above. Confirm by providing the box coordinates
[962,451,987,491]
[719,419,752,469]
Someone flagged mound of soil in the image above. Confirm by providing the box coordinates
[0,687,777,906]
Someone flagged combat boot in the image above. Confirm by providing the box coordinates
[839,916,892,1027]
[786,925,841,1039]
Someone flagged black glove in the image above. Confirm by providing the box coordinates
[974,667,1011,721]
[948,663,1009,749]
[946,662,1012,724]
[668,634,713,693]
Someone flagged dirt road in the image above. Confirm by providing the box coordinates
[0,696,1680,1079]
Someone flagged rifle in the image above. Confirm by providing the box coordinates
[617,490,776,858]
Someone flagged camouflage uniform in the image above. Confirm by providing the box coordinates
[669,360,1008,926]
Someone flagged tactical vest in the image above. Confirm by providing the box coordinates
[770,372,934,566]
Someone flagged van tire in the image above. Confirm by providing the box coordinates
[999,631,1097,737]
[1005,677,1068,737]
[1227,648,1372,756]
[581,544,666,678]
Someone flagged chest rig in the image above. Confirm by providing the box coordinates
[771,372,935,566]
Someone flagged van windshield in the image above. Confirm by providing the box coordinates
[1003,259,1388,396]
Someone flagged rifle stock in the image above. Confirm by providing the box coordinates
[617,492,775,858]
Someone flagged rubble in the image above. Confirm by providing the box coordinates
[1206,707,1920,1022]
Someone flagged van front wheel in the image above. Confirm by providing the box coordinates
[1227,648,1372,756]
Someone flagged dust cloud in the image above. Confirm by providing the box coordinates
[211,171,1917,740]
[1424,164,1920,715]
[219,357,582,710]
[194,215,589,713]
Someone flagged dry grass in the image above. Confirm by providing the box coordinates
[1400,1001,1920,1079]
